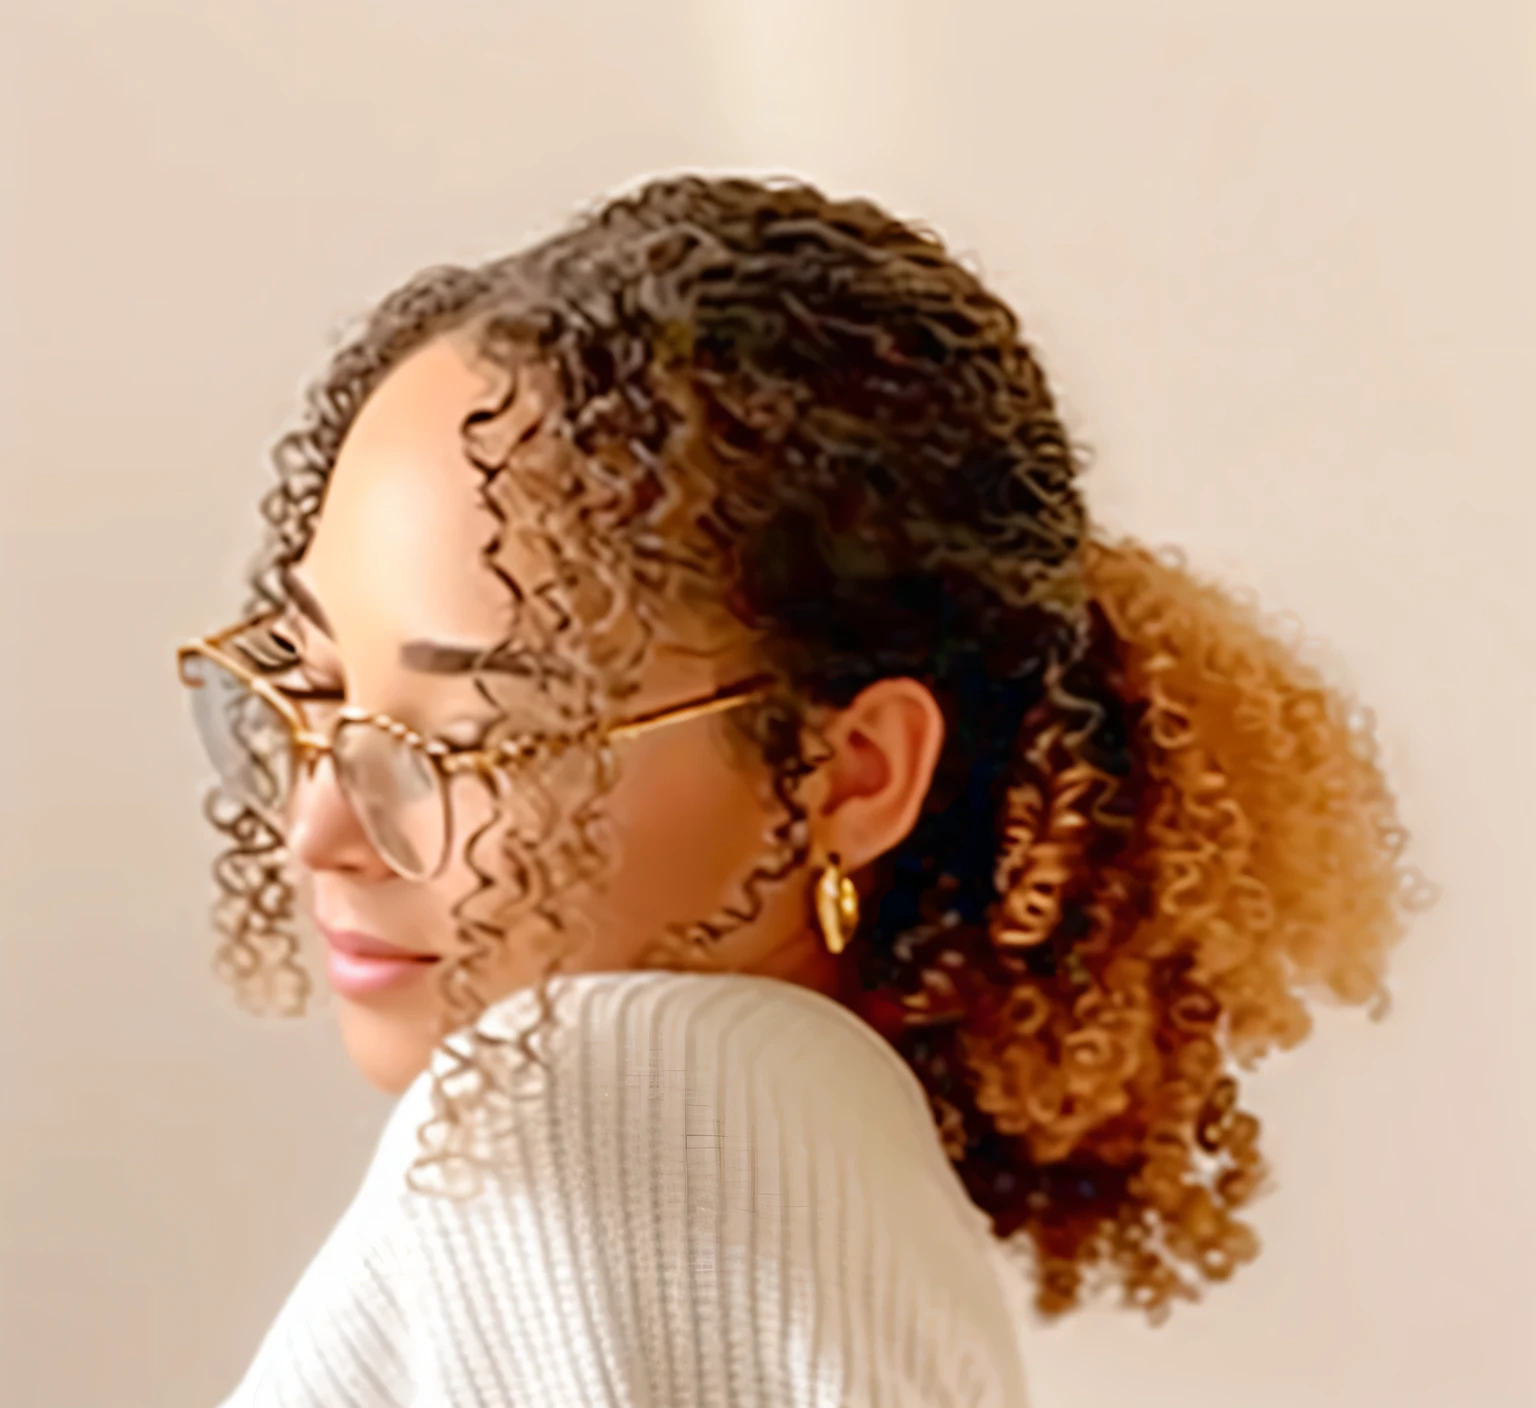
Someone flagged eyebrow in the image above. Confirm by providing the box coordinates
[281,566,564,681]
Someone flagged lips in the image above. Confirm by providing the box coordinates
[318,923,439,999]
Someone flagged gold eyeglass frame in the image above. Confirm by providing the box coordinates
[176,614,774,880]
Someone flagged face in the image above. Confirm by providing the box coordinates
[281,337,833,1090]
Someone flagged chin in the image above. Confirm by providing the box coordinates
[334,999,439,1095]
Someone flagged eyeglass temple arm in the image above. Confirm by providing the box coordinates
[606,674,775,742]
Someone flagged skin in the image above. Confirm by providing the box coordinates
[283,335,947,1091]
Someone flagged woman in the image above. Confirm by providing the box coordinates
[179,175,1425,1406]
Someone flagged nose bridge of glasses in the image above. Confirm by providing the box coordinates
[441,749,507,782]
[292,727,333,763]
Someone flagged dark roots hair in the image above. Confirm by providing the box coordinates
[205,174,1428,1320]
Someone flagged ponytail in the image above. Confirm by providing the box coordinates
[892,537,1429,1318]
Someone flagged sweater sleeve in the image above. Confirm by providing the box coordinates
[220,971,1029,1407]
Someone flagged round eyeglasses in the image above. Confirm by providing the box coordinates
[177,617,770,881]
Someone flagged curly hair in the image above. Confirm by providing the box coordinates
[204,174,1428,1319]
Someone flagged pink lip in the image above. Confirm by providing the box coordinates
[318,925,439,999]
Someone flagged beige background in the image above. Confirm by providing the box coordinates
[2,2,1532,1405]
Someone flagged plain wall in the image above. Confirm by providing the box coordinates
[2,2,1531,1405]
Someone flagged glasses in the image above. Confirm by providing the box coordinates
[177,616,770,881]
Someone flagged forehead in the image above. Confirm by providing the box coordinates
[295,334,747,702]
[300,337,532,647]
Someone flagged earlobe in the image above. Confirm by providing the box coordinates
[814,678,946,873]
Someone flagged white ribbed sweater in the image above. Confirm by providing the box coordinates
[222,971,1029,1406]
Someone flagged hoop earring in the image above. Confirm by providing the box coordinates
[814,853,860,956]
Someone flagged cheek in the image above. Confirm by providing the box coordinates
[426,772,548,922]
[425,733,773,972]
[599,730,772,923]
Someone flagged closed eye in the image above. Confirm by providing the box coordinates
[274,681,346,704]
[235,619,344,702]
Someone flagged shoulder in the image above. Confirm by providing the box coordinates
[384,969,952,1159]
[489,968,942,1137]
[364,972,1028,1404]
[373,970,986,1223]
[450,971,984,1220]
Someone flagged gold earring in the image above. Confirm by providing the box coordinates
[814,853,860,956]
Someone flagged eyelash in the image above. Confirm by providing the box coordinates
[275,681,345,704]
[247,623,344,703]
[252,626,494,747]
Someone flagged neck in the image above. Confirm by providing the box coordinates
[740,925,842,999]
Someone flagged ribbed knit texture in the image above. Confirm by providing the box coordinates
[221,971,1029,1406]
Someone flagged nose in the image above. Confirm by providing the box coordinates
[287,749,393,880]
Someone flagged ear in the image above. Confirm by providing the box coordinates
[807,677,947,874]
